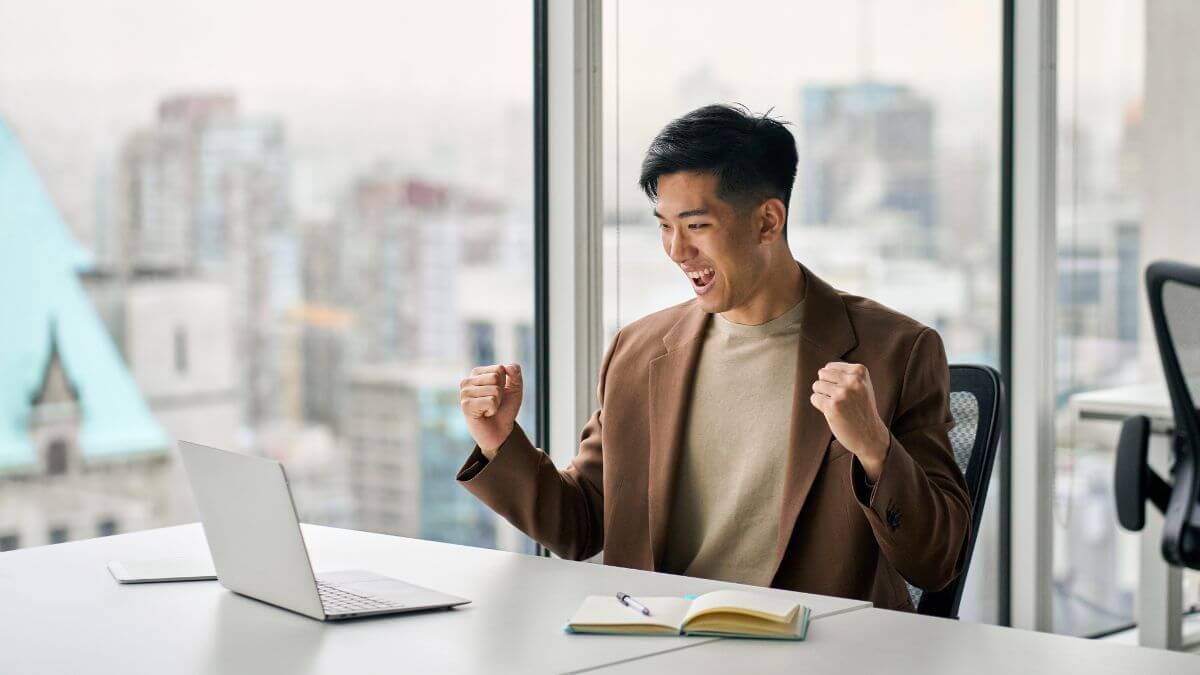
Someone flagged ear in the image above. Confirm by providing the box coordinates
[756,198,787,244]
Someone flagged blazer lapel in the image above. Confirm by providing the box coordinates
[770,265,857,582]
[647,302,708,570]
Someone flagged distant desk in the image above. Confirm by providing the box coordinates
[1069,383,1183,650]
[1070,382,1173,430]
[585,608,1200,674]
[0,524,870,674]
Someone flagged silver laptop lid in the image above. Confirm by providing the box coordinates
[178,441,325,620]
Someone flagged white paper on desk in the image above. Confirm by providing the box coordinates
[107,557,217,583]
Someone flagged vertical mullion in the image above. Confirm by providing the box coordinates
[542,0,604,557]
[533,0,550,557]
[1010,0,1057,632]
[999,0,1015,629]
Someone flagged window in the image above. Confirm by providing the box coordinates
[1052,0,1200,639]
[1053,1,1146,636]
[48,527,68,545]
[174,326,188,375]
[515,323,536,432]
[97,519,118,538]
[603,0,1003,623]
[0,534,18,551]
[0,2,535,554]
[45,439,68,476]
[467,321,497,368]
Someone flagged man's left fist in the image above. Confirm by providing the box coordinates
[810,362,891,481]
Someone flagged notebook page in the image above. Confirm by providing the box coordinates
[683,589,801,625]
[568,596,693,632]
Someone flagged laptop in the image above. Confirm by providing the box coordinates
[178,440,470,621]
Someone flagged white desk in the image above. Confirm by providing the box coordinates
[1069,383,1185,650]
[0,524,870,674]
[587,608,1200,674]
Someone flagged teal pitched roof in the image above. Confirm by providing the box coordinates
[0,119,169,469]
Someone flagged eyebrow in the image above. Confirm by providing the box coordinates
[652,208,710,219]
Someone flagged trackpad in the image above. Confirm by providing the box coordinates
[318,570,467,607]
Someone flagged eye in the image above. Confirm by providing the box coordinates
[687,223,708,230]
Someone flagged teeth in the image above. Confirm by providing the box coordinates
[685,268,714,279]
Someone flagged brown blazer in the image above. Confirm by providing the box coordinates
[457,264,971,611]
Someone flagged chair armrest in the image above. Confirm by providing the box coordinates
[1114,415,1173,531]
[1115,415,1151,531]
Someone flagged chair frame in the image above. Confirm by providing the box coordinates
[1144,260,1200,568]
[916,364,1004,619]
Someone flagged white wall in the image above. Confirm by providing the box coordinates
[1140,0,1200,373]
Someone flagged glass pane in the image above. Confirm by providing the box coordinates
[0,2,535,554]
[1053,0,1145,637]
[604,0,1001,622]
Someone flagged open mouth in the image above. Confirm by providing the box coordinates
[686,267,716,294]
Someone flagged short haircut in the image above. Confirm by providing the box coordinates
[638,103,798,231]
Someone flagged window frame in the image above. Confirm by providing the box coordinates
[1008,0,1056,632]
[540,0,1024,621]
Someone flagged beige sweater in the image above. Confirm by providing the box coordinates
[662,299,804,587]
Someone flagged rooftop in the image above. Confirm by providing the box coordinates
[0,119,169,469]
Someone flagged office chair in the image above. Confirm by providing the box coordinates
[906,364,1004,618]
[1114,260,1200,570]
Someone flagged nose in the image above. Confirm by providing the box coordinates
[664,227,695,264]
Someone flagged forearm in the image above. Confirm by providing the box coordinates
[457,421,606,560]
[850,432,971,591]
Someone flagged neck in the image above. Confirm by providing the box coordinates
[720,258,806,326]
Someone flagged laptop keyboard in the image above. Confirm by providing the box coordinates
[317,582,400,614]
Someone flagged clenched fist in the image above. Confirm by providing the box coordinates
[460,363,523,460]
[810,362,891,481]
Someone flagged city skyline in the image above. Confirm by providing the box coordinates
[1,1,1141,255]
[0,0,1158,636]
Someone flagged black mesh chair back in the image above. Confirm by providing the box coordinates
[1117,261,1200,569]
[906,364,1004,618]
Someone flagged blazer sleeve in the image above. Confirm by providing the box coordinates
[454,330,621,561]
[849,327,972,592]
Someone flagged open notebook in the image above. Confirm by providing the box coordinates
[566,590,810,640]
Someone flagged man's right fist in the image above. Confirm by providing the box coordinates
[459,363,523,460]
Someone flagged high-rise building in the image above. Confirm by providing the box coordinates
[115,94,293,427]
[415,382,496,548]
[343,363,493,547]
[800,82,935,252]
[1114,221,1140,344]
[335,175,461,367]
[455,263,536,553]
[343,363,424,538]
[1115,104,1143,346]
[297,220,350,429]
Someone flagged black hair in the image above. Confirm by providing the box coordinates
[638,103,798,231]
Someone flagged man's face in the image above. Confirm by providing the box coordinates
[654,171,769,315]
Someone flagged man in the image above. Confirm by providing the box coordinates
[455,104,970,611]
